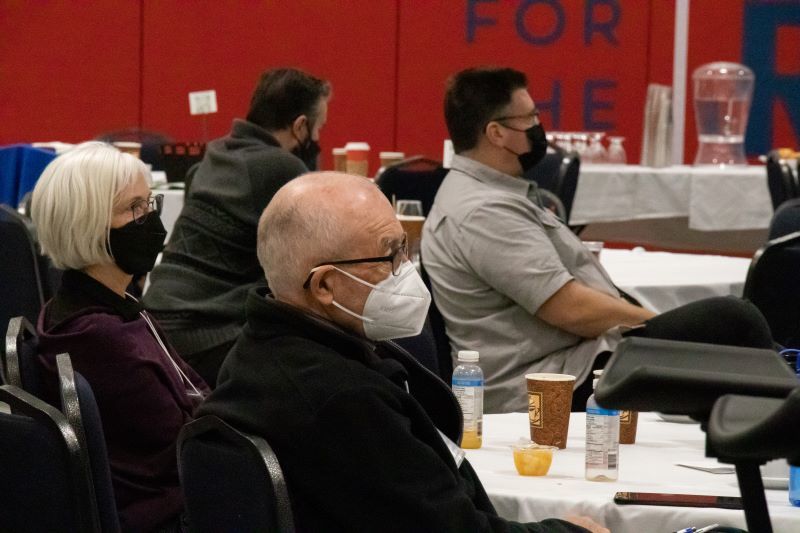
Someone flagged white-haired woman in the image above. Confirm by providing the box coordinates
[31,142,208,532]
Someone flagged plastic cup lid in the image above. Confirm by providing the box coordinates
[345,142,370,151]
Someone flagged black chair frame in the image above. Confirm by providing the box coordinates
[4,315,35,387]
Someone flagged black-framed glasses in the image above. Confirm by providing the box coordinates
[131,194,163,224]
[302,235,409,289]
[488,109,540,129]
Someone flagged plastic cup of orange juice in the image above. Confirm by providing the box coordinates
[512,439,557,476]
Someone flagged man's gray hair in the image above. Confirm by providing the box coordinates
[257,177,340,296]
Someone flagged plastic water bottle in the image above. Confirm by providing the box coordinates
[452,350,483,449]
[790,353,800,506]
[585,371,619,481]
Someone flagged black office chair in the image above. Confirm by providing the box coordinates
[768,197,800,239]
[57,353,119,532]
[709,387,800,533]
[419,262,453,382]
[742,231,800,348]
[178,415,295,533]
[596,336,799,533]
[0,204,47,334]
[0,383,99,532]
[4,315,44,398]
[391,319,440,377]
[765,151,798,211]
[374,157,448,216]
[525,150,582,231]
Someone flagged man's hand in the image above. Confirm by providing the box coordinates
[564,514,611,533]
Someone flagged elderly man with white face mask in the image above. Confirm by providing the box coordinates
[198,172,608,533]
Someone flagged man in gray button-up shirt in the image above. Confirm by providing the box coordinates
[423,68,656,413]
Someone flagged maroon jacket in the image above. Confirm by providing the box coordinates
[37,270,209,532]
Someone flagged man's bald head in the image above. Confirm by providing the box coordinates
[257,172,395,300]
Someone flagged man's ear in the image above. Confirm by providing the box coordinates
[291,114,308,139]
[483,121,506,148]
[308,264,335,305]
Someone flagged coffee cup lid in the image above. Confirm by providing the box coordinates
[525,373,576,381]
[332,147,347,155]
[345,142,370,151]
[379,151,405,158]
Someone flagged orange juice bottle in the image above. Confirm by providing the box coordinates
[452,350,483,449]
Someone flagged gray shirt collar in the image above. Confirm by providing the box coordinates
[450,154,539,203]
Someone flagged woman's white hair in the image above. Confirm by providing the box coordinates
[31,141,151,270]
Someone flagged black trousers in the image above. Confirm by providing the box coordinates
[571,296,774,411]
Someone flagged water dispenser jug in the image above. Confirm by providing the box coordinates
[692,62,754,166]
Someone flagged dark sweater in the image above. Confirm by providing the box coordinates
[37,270,209,532]
[143,119,308,357]
[198,288,588,533]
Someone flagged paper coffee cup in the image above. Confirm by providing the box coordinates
[619,410,639,444]
[113,141,142,159]
[379,151,405,169]
[345,142,370,177]
[526,373,575,449]
[333,147,347,172]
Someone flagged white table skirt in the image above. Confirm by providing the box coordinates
[465,413,799,533]
[599,248,751,313]
[571,165,772,231]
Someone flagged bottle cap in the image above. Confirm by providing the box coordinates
[457,350,479,362]
[593,369,604,377]
[592,378,600,390]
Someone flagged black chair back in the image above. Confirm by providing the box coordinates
[766,151,798,210]
[525,150,581,230]
[768,197,800,240]
[0,383,98,532]
[57,353,119,532]
[391,319,440,377]
[375,158,448,216]
[4,315,45,397]
[742,231,800,347]
[708,387,800,533]
[0,204,46,333]
[419,262,453,382]
[178,415,295,533]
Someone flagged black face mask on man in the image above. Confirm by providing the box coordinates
[108,211,167,276]
[498,122,548,173]
[292,121,321,171]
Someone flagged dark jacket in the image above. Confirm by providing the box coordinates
[37,270,209,532]
[143,119,308,356]
[198,288,588,533]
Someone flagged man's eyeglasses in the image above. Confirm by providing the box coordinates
[489,109,540,126]
[130,194,163,224]
[302,236,409,289]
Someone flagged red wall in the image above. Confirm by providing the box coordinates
[1,1,796,169]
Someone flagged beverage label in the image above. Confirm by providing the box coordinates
[452,380,483,434]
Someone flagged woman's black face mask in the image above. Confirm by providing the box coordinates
[108,211,167,276]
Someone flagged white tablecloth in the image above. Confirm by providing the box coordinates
[599,248,751,313]
[572,165,772,231]
[465,413,799,533]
